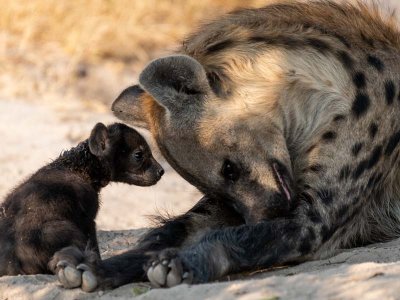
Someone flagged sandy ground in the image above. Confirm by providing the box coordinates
[2,228,400,300]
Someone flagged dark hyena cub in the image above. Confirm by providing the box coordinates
[0,122,164,280]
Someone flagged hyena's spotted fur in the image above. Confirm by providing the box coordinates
[55,1,400,290]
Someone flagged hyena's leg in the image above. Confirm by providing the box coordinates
[55,196,244,291]
[145,195,360,287]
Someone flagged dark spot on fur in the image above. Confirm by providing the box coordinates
[302,23,351,48]
[305,145,317,154]
[281,36,302,48]
[339,165,351,181]
[393,151,400,164]
[374,172,383,185]
[333,33,351,49]
[352,160,368,180]
[367,55,384,72]
[300,191,313,204]
[307,206,322,224]
[367,145,382,169]
[307,164,324,173]
[352,146,382,179]
[352,143,363,157]
[352,93,370,118]
[385,130,400,156]
[320,224,334,243]
[322,131,337,142]
[385,80,396,105]
[333,115,346,122]
[206,40,235,53]
[367,174,377,189]
[298,227,316,255]
[337,51,354,70]
[307,38,331,52]
[249,35,301,49]
[369,123,378,139]
[335,204,349,222]
[361,33,374,47]
[317,189,334,206]
[352,72,366,89]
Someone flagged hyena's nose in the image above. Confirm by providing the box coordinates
[158,168,165,177]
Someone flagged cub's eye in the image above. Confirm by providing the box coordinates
[134,151,143,161]
[221,159,240,182]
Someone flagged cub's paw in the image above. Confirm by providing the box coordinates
[146,249,194,288]
[49,246,99,292]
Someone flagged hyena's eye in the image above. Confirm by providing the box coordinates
[221,159,240,182]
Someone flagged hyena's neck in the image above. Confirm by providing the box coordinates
[274,51,353,153]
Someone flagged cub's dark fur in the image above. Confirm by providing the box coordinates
[0,123,163,276]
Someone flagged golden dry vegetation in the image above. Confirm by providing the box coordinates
[1,0,266,63]
[0,0,266,106]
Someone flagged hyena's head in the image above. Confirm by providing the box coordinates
[112,55,294,223]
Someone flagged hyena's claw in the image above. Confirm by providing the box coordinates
[147,262,167,287]
[56,263,98,291]
[146,250,193,288]
[51,246,99,292]
[57,264,82,288]
[80,267,98,292]
[165,258,184,287]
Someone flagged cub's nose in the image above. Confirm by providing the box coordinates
[158,168,165,177]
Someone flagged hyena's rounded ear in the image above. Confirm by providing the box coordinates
[112,85,150,130]
[138,55,210,119]
[88,123,111,157]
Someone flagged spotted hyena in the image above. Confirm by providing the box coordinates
[55,0,400,291]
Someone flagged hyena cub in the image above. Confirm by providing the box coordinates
[0,122,163,278]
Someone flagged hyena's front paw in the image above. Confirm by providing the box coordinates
[146,248,194,288]
[49,246,99,292]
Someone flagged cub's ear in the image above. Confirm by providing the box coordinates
[138,55,210,117]
[89,123,111,157]
[112,85,149,129]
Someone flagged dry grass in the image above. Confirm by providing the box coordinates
[1,0,266,64]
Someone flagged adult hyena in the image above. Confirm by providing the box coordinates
[56,0,400,290]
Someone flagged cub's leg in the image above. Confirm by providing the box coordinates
[12,220,89,275]
[55,196,244,291]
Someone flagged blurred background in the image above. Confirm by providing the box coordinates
[0,0,398,230]
[0,0,265,107]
